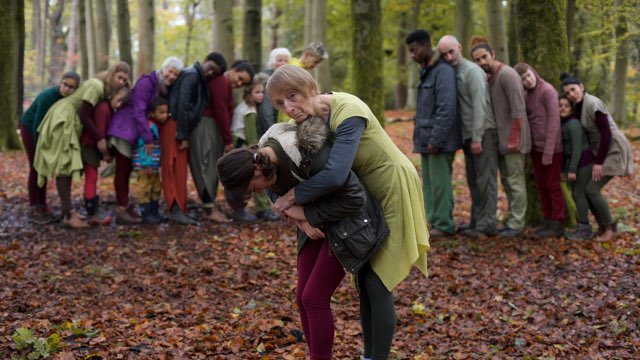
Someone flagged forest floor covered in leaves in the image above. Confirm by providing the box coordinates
[1,119,639,359]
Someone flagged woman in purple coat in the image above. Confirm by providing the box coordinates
[107,57,184,224]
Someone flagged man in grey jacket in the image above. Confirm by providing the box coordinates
[438,35,498,238]
[406,30,462,237]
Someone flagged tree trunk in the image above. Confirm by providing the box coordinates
[93,0,109,72]
[395,13,407,109]
[17,0,26,122]
[405,0,420,110]
[212,0,234,64]
[516,0,574,228]
[0,0,22,150]
[78,0,89,80]
[32,0,46,89]
[48,0,66,85]
[311,0,330,92]
[243,0,262,72]
[267,4,281,51]
[454,0,472,56]
[184,1,201,64]
[352,0,384,125]
[507,0,520,64]
[86,0,97,76]
[611,0,628,124]
[566,0,575,67]
[65,0,79,72]
[116,0,133,72]
[137,0,155,75]
[303,0,312,46]
[486,0,508,64]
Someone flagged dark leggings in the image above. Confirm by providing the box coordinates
[357,263,395,360]
[20,125,47,207]
[55,176,72,218]
[571,165,613,226]
[113,149,132,207]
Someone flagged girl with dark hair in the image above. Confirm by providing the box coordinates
[19,71,81,224]
[560,74,634,241]
[218,118,387,360]
[34,62,131,228]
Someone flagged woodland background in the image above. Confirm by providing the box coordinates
[1,0,640,150]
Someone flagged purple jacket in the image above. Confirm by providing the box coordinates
[107,71,157,145]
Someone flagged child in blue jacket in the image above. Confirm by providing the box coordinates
[132,97,168,223]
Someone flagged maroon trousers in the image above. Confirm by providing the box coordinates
[531,151,565,222]
[20,124,47,208]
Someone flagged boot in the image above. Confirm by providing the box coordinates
[116,205,143,224]
[202,206,231,223]
[232,208,257,223]
[533,218,551,237]
[28,205,58,225]
[169,204,197,225]
[150,201,167,223]
[139,203,162,224]
[85,197,112,225]
[62,210,89,229]
[595,224,616,242]
[566,222,593,241]
[535,220,564,238]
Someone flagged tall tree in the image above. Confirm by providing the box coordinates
[93,0,110,71]
[243,0,262,72]
[611,0,629,124]
[311,0,330,92]
[86,0,97,76]
[0,0,22,150]
[395,13,408,109]
[352,0,384,125]
[486,0,508,64]
[267,4,281,51]
[212,0,234,64]
[303,0,312,46]
[566,0,576,70]
[184,1,201,64]
[137,0,155,75]
[516,0,568,84]
[78,0,89,80]
[455,0,472,56]
[116,0,133,71]
[65,0,79,72]
[405,0,420,110]
[32,0,46,89]
[507,0,520,64]
[48,0,66,85]
[17,0,26,121]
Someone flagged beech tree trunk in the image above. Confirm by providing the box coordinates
[311,0,330,92]
[137,0,155,75]
[243,0,262,72]
[17,0,26,122]
[405,0,419,110]
[184,1,200,64]
[352,0,384,125]
[65,0,79,72]
[455,0,472,56]
[395,13,408,109]
[86,0,97,76]
[611,0,628,124]
[32,0,46,89]
[48,0,66,85]
[303,0,312,46]
[93,0,109,72]
[0,0,22,150]
[78,0,89,80]
[507,0,520,64]
[116,0,133,71]
[486,0,508,64]
[212,0,234,64]
[267,4,281,51]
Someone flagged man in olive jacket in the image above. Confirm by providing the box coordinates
[407,29,462,237]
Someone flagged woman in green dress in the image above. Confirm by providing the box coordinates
[34,62,131,228]
[266,64,429,360]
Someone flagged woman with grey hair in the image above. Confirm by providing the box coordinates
[256,48,292,139]
[107,56,184,224]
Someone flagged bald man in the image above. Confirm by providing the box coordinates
[438,35,498,238]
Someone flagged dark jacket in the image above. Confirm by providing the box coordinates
[267,119,388,273]
[413,56,462,153]
[167,62,209,141]
[257,69,276,139]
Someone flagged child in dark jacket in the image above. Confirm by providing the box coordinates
[81,86,129,225]
[132,97,169,223]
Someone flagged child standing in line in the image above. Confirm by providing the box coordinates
[230,77,279,221]
[132,97,169,224]
[81,86,130,225]
[559,96,598,240]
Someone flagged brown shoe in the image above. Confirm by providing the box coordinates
[202,207,231,223]
[63,211,89,229]
[595,225,615,242]
[429,228,453,239]
[116,206,143,224]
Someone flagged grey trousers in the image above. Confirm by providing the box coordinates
[188,117,224,205]
[463,129,498,233]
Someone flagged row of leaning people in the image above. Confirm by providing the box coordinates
[405,30,634,242]
[20,53,264,228]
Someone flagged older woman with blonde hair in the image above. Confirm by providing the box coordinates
[266,64,429,360]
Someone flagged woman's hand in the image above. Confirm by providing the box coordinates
[179,140,189,151]
[592,164,603,182]
[274,188,296,214]
[283,205,306,221]
[297,221,325,240]
[567,172,576,182]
